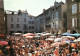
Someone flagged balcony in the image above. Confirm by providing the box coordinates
[45,17,52,24]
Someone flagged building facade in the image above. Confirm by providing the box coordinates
[0,0,5,34]
[47,1,65,33]
[35,13,45,33]
[6,10,35,34]
[66,0,80,33]
[35,1,67,34]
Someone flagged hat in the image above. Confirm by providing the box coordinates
[72,49,75,51]
[22,45,25,47]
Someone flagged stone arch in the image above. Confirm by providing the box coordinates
[71,29,77,34]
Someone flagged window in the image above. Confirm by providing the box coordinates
[16,24,20,28]
[24,14,26,16]
[72,18,75,27]
[72,4,77,14]
[32,26,34,29]
[23,24,27,29]
[56,21,58,28]
[29,21,34,24]
[29,21,31,24]
[11,17,13,22]
[32,21,34,24]
[17,18,19,22]
[11,24,14,28]
[53,22,55,28]
[52,14,54,19]
[45,17,50,22]
[72,0,74,1]
[55,12,59,19]
[79,2,80,12]
[72,18,77,27]
[56,7,58,10]
[29,26,31,29]
[79,18,80,26]
[30,17,32,19]
[45,25,51,28]
[24,18,26,22]
[40,19,44,23]
[29,26,34,29]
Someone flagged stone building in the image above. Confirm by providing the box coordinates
[0,0,5,34]
[35,12,45,33]
[35,1,67,34]
[47,1,66,33]
[66,0,80,33]
[5,10,35,34]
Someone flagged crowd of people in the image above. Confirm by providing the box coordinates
[0,33,80,56]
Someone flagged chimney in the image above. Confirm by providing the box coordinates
[43,9,46,13]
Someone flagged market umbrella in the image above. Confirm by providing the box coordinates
[46,33,54,35]
[61,36,75,39]
[50,36,56,38]
[62,38,69,41]
[0,42,2,45]
[70,33,80,37]
[23,33,35,36]
[5,46,10,49]
[39,45,45,47]
[0,41,8,45]
[51,42,67,47]
[60,32,71,36]
[0,34,5,37]
[13,33,23,35]
[41,33,53,36]
[34,36,41,38]
[26,36,33,38]
[63,41,75,43]
[45,38,54,41]
[36,33,43,36]
[54,38,62,42]
[74,39,80,42]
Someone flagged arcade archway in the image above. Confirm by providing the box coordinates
[71,30,77,34]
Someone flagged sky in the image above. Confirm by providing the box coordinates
[4,0,65,16]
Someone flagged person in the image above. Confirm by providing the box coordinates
[71,49,77,56]
[25,47,28,56]
[8,39,12,46]
[77,51,80,56]
[3,48,9,56]
[61,50,66,56]
[0,49,2,54]
[53,47,58,56]
[0,49,4,56]
[9,45,14,56]
[65,47,69,56]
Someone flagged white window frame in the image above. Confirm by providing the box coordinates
[72,18,77,27]
[72,4,77,14]
[72,18,75,27]
[56,21,58,28]
[55,12,59,19]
